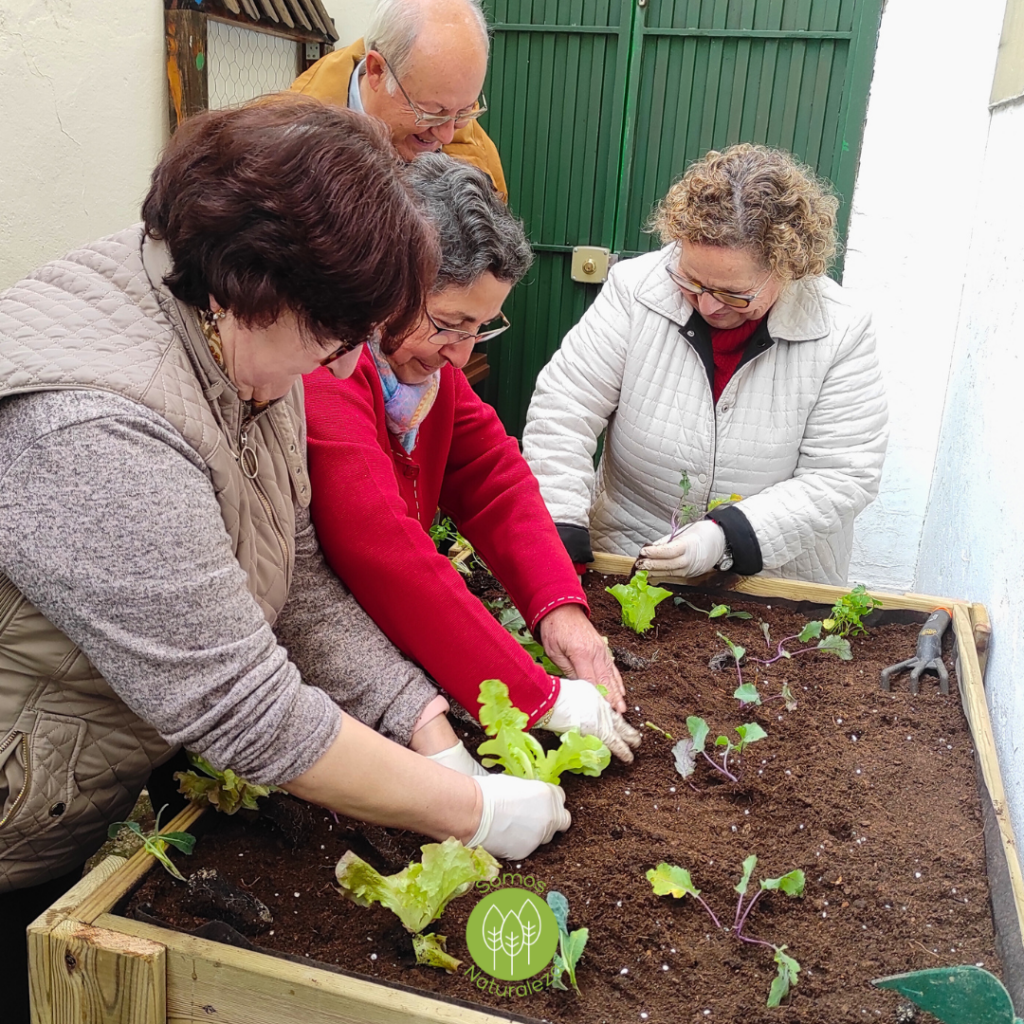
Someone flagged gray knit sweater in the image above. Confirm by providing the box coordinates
[0,389,437,786]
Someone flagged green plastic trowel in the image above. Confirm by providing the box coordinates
[873,966,1021,1024]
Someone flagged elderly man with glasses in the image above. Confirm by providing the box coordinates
[292,0,506,198]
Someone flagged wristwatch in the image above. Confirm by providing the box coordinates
[718,543,734,572]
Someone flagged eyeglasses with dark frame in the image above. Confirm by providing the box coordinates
[375,52,488,129]
[667,266,774,309]
[425,309,510,346]
[316,340,359,367]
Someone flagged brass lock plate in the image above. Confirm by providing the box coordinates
[571,245,613,284]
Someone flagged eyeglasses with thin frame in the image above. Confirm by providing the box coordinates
[425,309,510,346]
[667,265,774,309]
[375,52,488,129]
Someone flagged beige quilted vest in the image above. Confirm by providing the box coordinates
[0,227,311,890]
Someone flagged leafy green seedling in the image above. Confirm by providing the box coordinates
[718,622,851,710]
[429,515,488,576]
[647,855,805,1007]
[487,597,562,675]
[675,597,752,620]
[824,583,881,637]
[476,680,611,784]
[707,493,743,512]
[669,471,698,538]
[174,752,279,815]
[606,571,672,634]
[672,715,766,783]
[546,890,589,994]
[335,837,500,972]
[107,803,196,882]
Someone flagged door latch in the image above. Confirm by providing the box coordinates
[570,246,616,284]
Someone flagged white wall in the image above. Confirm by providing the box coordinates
[0,1,166,288]
[842,0,1008,592]
[320,0,374,46]
[915,98,1024,856]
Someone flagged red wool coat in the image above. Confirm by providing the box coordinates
[304,351,588,725]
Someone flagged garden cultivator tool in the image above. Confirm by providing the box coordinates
[879,608,951,694]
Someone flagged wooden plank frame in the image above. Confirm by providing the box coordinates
[164,1,337,135]
[29,569,1021,1024]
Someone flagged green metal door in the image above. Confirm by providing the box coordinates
[479,0,883,438]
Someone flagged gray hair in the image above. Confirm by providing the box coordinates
[366,0,489,89]
[404,153,533,291]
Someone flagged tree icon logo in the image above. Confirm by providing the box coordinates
[465,888,559,981]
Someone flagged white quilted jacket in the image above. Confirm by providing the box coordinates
[522,246,889,585]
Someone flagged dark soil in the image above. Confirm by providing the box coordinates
[123,576,1000,1024]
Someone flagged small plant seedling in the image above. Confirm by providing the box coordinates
[429,515,488,576]
[107,803,196,881]
[486,597,562,675]
[669,470,698,538]
[675,597,752,620]
[336,837,500,972]
[476,680,611,784]
[672,715,766,783]
[606,571,672,634]
[707,493,743,512]
[175,752,280,814]
[643,720,674,741]
[718,622,851,709]
[824,583,882,637]
[547,890,590,994]
[647,855,805,1007]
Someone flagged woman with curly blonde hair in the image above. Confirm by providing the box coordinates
[523,144,888,585]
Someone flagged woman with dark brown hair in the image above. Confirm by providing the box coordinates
[0,97,568,1024]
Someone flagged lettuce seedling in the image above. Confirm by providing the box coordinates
[546,890,589,994]
[108,803,196,882]
[335,837,500,972]
[647,855,805,1007]
[824,583,881,637]
[477,680,610,784]
[672,715,766,783]
[606,571,672,634]
[676,597,752,620]
[175,752,279,815]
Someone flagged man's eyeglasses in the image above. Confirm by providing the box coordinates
[376,52,488,129]
[667,266,773,309]
[425,309,510,345]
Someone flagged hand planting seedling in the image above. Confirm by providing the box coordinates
[477,679,610,784]
[672,715,766,783]
[335,837,500,972]
[606,571,672,634]
[675,597,752,621]
[647,855,805,1007]
[175,752,280,814]
[107,803,196,882]
[668,470,741,539]
[546,890,589,994]
[824,583,881,637]
[486,597,562,675]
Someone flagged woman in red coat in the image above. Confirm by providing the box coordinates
[305,154,639,772]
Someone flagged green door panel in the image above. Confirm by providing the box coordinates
[479,0,882,437]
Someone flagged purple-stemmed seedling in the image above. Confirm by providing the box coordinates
[672,716,766,784]
[647,856,805,1007]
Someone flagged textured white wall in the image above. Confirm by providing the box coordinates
[915,98,1024,860]
[842,0,1007,592]
[0,1,166,288]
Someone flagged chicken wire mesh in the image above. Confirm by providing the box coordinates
[207,19,299,109]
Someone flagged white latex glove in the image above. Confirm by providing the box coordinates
[636,520,726,576]
[541,678,641,763]
[467,774,571,859]
[426,740,489,777]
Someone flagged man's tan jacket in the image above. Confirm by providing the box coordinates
[292,39,508,200]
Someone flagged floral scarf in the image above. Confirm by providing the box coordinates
[370,337,440,452]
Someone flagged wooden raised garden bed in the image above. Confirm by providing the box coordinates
[28,563,1022,1024]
